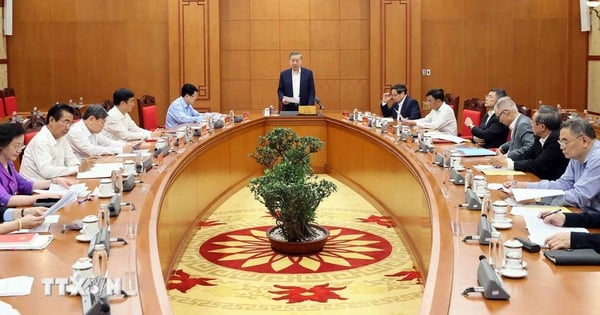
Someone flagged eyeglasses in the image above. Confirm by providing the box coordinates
[58,119,73,127]
[10,142,25,151]
[557,135,584,147]
[497,110,508,118]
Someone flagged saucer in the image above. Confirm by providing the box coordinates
[499,268,527,278]
[75,234,93,242]
[492,221,513,229]
[97,192,115,199]
[494,217,512,223]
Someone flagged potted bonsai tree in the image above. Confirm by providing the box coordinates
[248,127,337,255]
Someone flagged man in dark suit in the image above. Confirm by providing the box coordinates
[380,84,421,120]
[277,50,315,111]
[464,88,509,148]
[495,96,535,160]
[491,105,568,180]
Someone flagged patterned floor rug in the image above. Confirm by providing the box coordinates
[168,176,423,314]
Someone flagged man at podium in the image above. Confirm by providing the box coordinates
[277,50,315,111]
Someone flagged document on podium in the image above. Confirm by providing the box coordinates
[282,96,299,104]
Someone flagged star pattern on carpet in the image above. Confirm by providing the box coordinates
[357,215,395,228]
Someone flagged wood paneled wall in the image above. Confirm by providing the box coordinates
[7,0,588,123]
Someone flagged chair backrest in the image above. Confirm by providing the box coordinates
[0,97,5,118]
[460,98,485,138]
[3,88,18,114]
[140,106,159,131]
[516,104,532,117]
[24,130,39,145]
[137,95,156,129]
[444,93,460,118]
[101,100,114,112]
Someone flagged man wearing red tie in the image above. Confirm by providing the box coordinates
[277,50,316,111]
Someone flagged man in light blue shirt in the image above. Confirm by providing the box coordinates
[166,83,207,128]
[508,118,600,213]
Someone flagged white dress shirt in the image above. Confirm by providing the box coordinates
[292,68,301,100]
[67,120,125,160]
[101,106,151,141]
[20,126,80,181]
[414,102,458,135]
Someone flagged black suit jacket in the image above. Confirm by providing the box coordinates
[277,67,315,111]
[513,130,568,180]
[470,112,509,148]
[380,96,421,120]
[565,212,600,251]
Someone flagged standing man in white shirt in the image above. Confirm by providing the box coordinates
[401,88,457,135]
[67,105,129,160]
[21,104,91,181]
[102,88,161,141]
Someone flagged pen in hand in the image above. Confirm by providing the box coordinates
[541,209,561,220]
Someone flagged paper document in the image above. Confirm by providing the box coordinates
[473,164,495,172]
[510,206,571,217]
[76,162,123,179]
[455,147,496,157]
[283,96,299,104]
[487,183,511,194]
[10,215,59,234]
[116,150,152,159]
[0,234,53,250]
[424,132,469,144]
[44,191,77,217]
[34,183,89,198]
[523,213,588,246]
[480,169,526,176]
[511,188,565,202]
[0,276,34,296]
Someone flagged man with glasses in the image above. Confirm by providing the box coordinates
[380,84,421,120]
[66,105,129,160]
[490,105,568,180]
[166,83,216,128]
[495,96,535,160]
[464,88,509,148]
[21,104,90,181]
[103,88,160,141]
[506,118,600,213]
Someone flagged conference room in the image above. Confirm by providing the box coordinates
[0,1,599,314]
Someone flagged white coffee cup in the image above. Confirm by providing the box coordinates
[493,200,509,222]
[503,239,524,270]
[123,160,135,175]
[72,257,93,283]
[176,127,186,139]
[98,178,113,196]
[81,215,99,239]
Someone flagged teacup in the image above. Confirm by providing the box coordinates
[123,160,135,175]
[503,239,524,270]
[493,200,509,222]
[72,257,93,283]
[81,215,99,239]
[98,178,113,196]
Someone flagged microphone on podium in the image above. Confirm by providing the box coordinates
[314,96,324,110]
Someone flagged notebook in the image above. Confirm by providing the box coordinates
[544,249,600,265]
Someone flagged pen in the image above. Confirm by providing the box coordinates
[541,209,561,220]
[507,181,517,188]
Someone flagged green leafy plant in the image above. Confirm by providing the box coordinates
[248,127,337,242]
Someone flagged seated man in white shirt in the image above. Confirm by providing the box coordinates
[102,88,161,141]
[21,104,91,181]
[401,88,457,136]
[67,105,130,160]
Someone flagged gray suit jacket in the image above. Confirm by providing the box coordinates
[500,114,535,161]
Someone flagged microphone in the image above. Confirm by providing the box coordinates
[314,96,324,109]
[462,255,510,300]
[462,214,493,245]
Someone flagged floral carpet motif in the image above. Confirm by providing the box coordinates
[199,226,392,273]
[168,176,423,315]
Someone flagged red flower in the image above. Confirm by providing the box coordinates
[197,220,226,227]
[386,268,422,284]
[269,283,347,304]
[357,215,395,228]
[167,269,216,293]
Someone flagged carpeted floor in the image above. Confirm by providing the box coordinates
[168,175,423,315]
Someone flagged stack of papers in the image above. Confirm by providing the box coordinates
[0,276,34,296]
[511,188,565,202]
[424,132,469,144]
[0,234,53,250]
[33,182,89,198]
[480,169,526,176]
[522,214,588,246]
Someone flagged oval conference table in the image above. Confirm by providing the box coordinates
[1,113,598,314]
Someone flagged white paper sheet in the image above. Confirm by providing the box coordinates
[423,132,468,144]
[511,188,565,202]
[0,276,33,296]
[523,213,588,246]
[11,215,59,234]
[76,162,123,179]
[283,96,299,104]
[44,191,77,217]
[33,183,89,198]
